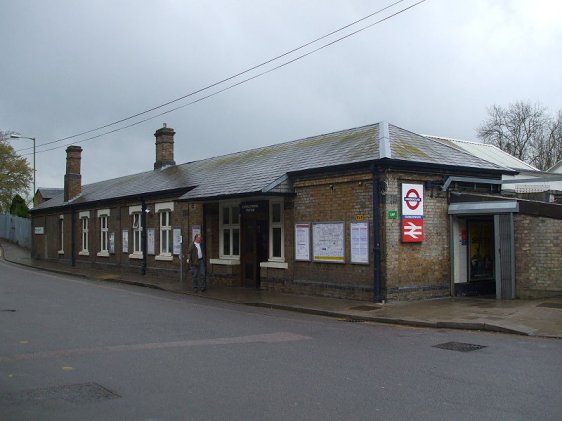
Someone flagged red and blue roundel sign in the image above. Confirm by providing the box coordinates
[404,188,422,211]
[401,183,424,242]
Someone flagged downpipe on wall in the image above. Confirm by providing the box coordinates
[141,197,147,275]
[71,206,76,267]
[372,167,383,302]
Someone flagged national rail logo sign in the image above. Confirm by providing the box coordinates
[401,183,424,242]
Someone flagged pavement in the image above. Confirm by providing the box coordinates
[1,240,561,339]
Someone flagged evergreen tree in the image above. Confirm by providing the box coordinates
[9,194,30,218]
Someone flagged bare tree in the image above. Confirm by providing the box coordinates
[0,131,33,213]
[543,111,562,170]
[477,101,562,171]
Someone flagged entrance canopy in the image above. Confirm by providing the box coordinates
[448,200,518,215]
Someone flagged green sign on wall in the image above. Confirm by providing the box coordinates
[388,210,398,219]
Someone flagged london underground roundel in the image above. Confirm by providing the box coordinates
[404,188,422,211]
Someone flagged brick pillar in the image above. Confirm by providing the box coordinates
[154,124,176,169]
[64,146,83,202]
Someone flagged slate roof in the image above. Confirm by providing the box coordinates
[33,122,511,211]
[36,188,63,200]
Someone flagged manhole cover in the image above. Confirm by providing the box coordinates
[433,342,486,352]
[349,306,381,311]
[0,382,120,405]
[537,302,562,310]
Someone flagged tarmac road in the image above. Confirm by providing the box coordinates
[3,239,562,338]
[1,260,561,420]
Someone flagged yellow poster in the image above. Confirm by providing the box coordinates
[469,221,494,280]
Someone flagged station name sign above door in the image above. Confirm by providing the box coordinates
[240,201,267,214]
[401,183,424,242]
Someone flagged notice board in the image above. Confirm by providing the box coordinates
[173,228,182,255]
[122,230,128,253]
[312,222,345,263]
[295,223,311,261]
[350,222,369,264]
[147,228,155,255]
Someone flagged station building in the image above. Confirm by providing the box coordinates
[30,123,562,301]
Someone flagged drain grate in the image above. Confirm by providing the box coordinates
[349,306,381,311]
[433,341,487,352]
[0,382,120,405]
[341,317,367,323]
[537,302,562,310]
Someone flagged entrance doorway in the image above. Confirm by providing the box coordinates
[240,201,268,288]
[452,217,495,296]
[449,201,517,299]
[466,218,495,295]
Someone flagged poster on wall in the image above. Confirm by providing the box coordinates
[312,222,345,263]
[191,225,201,243]
[350,222,369,264]
[147,228,155,255]
[122,230,128,253]
[295,223,311,261]
[401,183,424,242]
[173,228,182,255]
[109,232,115,254]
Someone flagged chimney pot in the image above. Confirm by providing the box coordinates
[64,145,83,201]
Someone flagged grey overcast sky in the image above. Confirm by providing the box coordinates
[1,0,561,192]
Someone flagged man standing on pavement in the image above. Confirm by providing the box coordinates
[187,233,207,292]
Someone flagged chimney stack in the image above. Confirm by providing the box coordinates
[64,145,83,202]
[154,124,176,169]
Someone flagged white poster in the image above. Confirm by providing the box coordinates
[350,222,369,264]
[312,222,345,263]
[109,232,115,254]
[295,224,310,261]
[191,225,201,243]
[122,230,128,253]
[173,228,182,255]
[147,228,155,255]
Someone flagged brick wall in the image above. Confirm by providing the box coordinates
[381,172,451,300]
[515,214,562,298]
[280,171,375,300]
[32,211,71,263]
[32,197,204,277]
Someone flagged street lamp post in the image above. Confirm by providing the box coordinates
[10,134,36,206]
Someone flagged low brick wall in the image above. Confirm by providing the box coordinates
[515,214,562,298]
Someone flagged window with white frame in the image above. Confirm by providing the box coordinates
[132,212,143,254]
[98,210,109,256]
[58,215,64,254]
[269,200,284,261]
[155,202,174,260]
[159,210,172,255]
[100,215,108,251]
[80,213,89,255]
[219,203,240,259]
